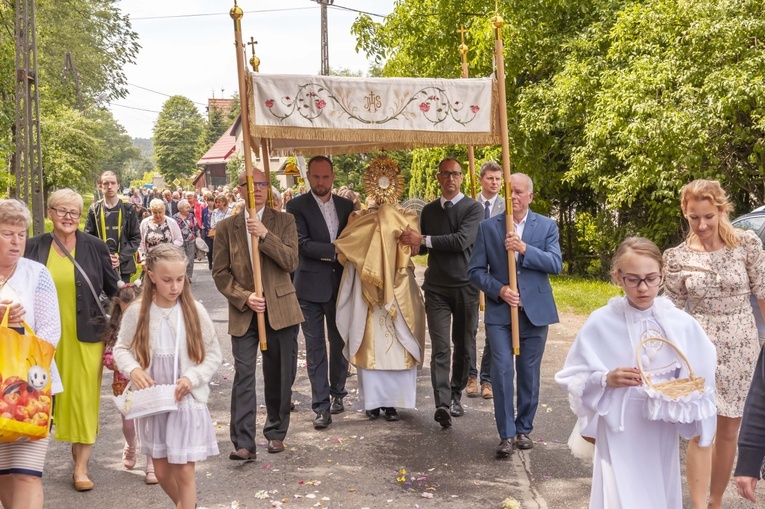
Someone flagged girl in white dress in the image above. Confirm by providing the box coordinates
[114,244,221,509]
[556,237,718,509]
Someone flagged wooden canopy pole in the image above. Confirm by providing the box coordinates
[230,2,267,351]
[458,25,485,312]
[492,8,520,355]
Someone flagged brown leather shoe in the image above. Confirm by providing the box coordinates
[465,376,479,397]
[496,438,514,457]
[267,440,285,453]
[516,433,534,450]
[73,474,94,492]
[481,382,494,399]
[229,448,256,461]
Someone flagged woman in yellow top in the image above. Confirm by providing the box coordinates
[25,189,120,492]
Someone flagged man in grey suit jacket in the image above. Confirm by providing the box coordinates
[285,156,354,430]
[467,161,505,400]
[468,173,562,457]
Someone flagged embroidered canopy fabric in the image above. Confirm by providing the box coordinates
[247,73,499,156]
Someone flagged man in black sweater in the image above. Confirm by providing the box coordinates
[734,345,765,503]
[399,158,483,428]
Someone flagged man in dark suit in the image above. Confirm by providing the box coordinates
[399,158,484,429]
[212,170,303,460]
[285,156,354,430]
[466,161,505,400]
[163,189,178,216]
[468,173,562,457]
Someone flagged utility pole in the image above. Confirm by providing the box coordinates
[14,0,44,235]
[315,0,333,75]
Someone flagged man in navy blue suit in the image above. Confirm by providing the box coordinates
[285,156,354,430]
[468,173,562,457]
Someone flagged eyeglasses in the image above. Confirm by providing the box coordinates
[438,171,463,180]
[618,270,663,288]
[239,182,269,188]
[49,207,81,219]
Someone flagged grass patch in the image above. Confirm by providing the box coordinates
[551,275,621,315]
[412,253,619,315]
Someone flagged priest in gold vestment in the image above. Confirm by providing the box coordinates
[335,203,426,420]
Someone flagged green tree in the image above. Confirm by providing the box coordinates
[153,96,206,182]
[203,106,229,148]
[353,0,765,275]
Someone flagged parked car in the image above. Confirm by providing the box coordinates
[731,206,765,346]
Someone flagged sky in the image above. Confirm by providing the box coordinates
[110,1,395,139]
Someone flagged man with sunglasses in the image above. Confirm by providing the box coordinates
[399,158,484,429]
[212,170,302,459]
[468,173,562,457]
[84,171,141,283]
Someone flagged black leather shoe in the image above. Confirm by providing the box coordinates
[516,433,533,450]
[383,407,400,422]
[365,408,381,419]
[434,406,452,428]
[449,398,464,417]
[330,397,344,414]
[313,410,332,429]
[496,438,514,457]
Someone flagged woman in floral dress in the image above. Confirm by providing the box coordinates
[663,179,765,509]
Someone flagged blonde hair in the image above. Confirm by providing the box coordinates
[680,179,739,248]
[610,236,664,284]
[47,189,83,212]
[0,199,31,229]
[129,244,204,369]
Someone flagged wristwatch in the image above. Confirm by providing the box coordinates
[420,236,427,246]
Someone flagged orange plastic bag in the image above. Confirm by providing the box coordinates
[0,308,55,442]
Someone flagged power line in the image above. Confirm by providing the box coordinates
[126,83,208,107]
[329,4,385,18]
[127,3,385,21]
[111,103,162,114]
[131,6,318,21]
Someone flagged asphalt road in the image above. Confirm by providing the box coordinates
[38,261,762,509]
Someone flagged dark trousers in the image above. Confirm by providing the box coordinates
[486,307,548,439]
[300,298,348,412]
[424,284,480,408]
[468,340,492,384]
[230,313,298,451]
[205,236,215,270]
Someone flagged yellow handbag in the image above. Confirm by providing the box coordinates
[0,308,55,442]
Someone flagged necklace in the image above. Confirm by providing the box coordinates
[0,262,18,290]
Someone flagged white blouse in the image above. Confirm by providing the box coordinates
[4,257,63,393]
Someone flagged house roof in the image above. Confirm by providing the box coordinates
[196,117,240,166]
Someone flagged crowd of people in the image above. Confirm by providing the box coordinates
[2,160,765,509]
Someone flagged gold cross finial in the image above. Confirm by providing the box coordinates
[248,37,260,72]
[457,25,468,46]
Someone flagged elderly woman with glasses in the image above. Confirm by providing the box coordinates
[173,199,199,281]
[138,199,183,265]
[0,199,61,509]
[25,189,120,492]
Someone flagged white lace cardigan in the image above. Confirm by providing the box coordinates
[114,299,222,404]
[4,257,63,393]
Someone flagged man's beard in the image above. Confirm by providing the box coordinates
[312,185,330,197]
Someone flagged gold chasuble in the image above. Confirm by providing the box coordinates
[334,204,426,370]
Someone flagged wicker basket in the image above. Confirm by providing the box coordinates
[112,381,178,420]
[636,337,705,399]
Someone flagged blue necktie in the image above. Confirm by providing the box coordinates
[484,200,491,219]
